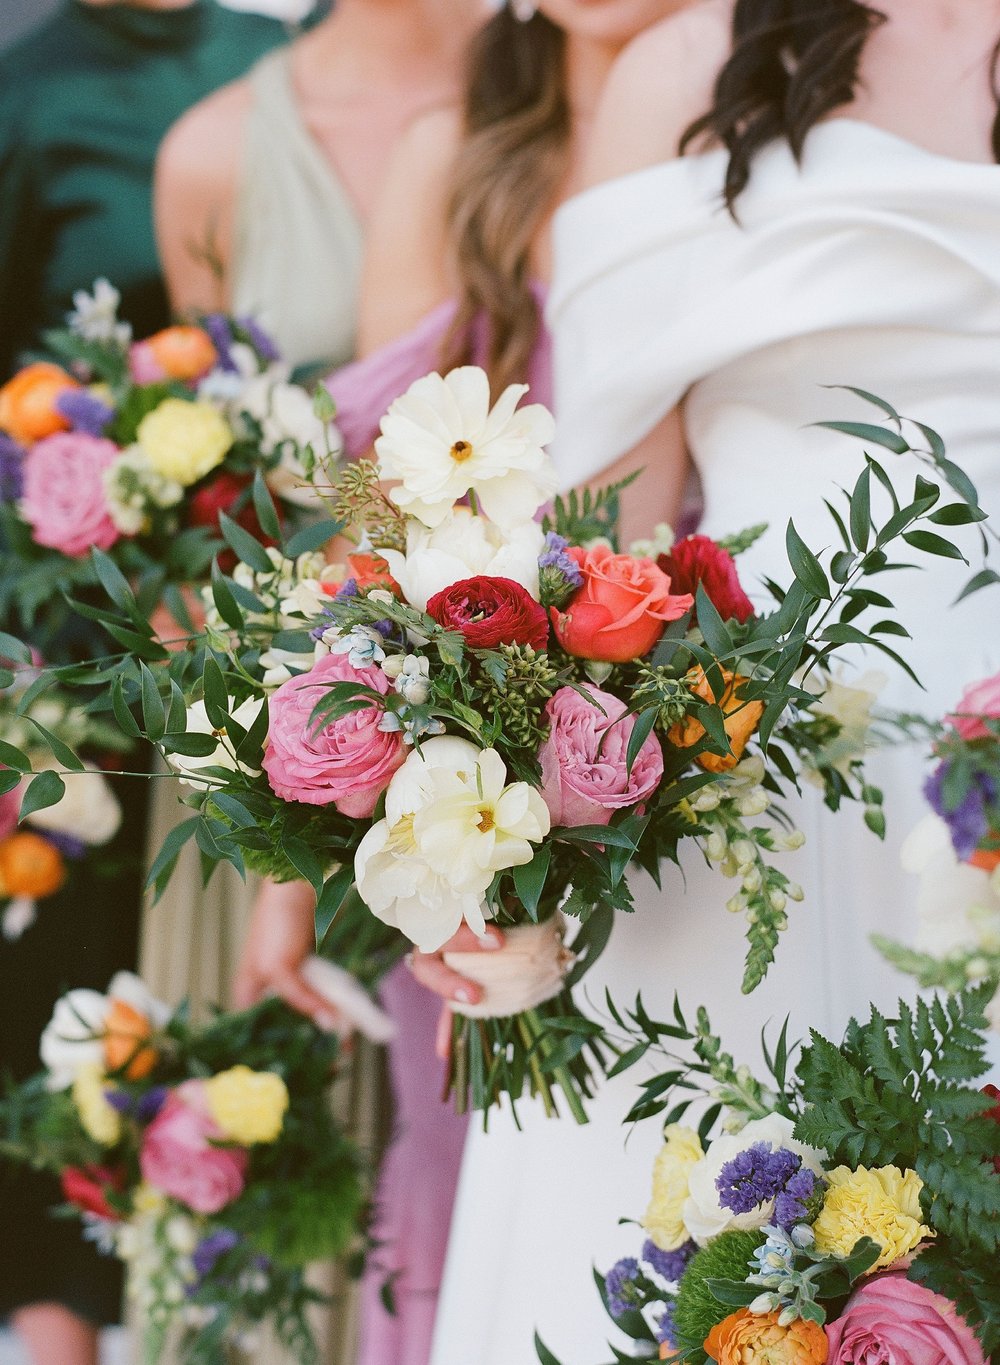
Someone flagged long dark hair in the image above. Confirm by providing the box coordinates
[682,0,1000,213]
[441,9,570,393]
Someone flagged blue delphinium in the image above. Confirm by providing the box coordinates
[641,1237,696,1285]
[925,760,998,862]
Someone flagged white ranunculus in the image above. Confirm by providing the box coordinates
[27,762,122,845]
[166,696,266,789]
[682,1113,827,1246]
[902,813,1000,958]
[39,974,167,1091]
[380,506,544,612]
[239,376,342,506]
[374,366,557,530]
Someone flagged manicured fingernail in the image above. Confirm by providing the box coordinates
[454,986,475,1004]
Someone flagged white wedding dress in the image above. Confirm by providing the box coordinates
[430,121,1000,1365]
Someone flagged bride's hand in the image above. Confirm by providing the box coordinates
[409,925,505,1058]
[234,878,346,1033]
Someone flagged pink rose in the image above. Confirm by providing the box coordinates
[538,685,664,827]
[947,672,1000,741]
[20,432,120,558]
[0,783,20,841]
[827,1273,986,1365]
[263,653,405,817]
[140,1081,248,1215]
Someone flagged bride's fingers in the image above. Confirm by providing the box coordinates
[435,1004,453,1062]
[411,950,483,1006]
[272,965,346,1035]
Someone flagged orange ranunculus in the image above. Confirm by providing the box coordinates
[0,831,66,899]
[103,997,157,1080]
[0,363,79,443]
[705,1309,829,1365]
[347,552,403,597]
[969,845,1000,873]
[550,544,693,664]
[668,667,765,773]
[130,326,217,384]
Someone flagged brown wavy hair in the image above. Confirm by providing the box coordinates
[682,0,1000,213]
[441,9,570,393]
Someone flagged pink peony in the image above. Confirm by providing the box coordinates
[947,672,1000,742]
[20,432,120,558]
[827,1272,986,1365]
[140,1081,248,1215]
[263,652,405,817]
[538,685,664,827]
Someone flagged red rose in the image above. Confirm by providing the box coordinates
[61,1164,127,1221]
[984,1084,1000,1173]
[658,535,754,625]
[551,545,693,663]
[187,471,281,570]
[426,576,549,651]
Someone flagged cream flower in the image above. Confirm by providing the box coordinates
[166,696,266,789]
[380,507,544,611]
[813,1165,932,1269]
[643,1125,704,1251]
[239,374,342,507]
[374,366,557,530]
[804,669,886,781]
[902,813,1000,958]
[26,762,122,845]
[40,972,168,1090]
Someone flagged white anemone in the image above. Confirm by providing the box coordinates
[380,507,544,611]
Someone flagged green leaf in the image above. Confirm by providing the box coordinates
[816,420,910,454]
[285,519,344,557]
[252,469,283,542]
[512,844,552,921]
[281,835,326,897]
[826,386,902,423]
[0,632,32,664]
[159,731,220,757]
[201,654,229,730]
[111,675,142,738]
[315,864,355,949]
[695,582,733,655]
[928,503,988,526]
[849,465,872,551]
[26,721,86,773]
[901,529,968,562]
[145,816,199,897]
[954,568,1000,603]
[0,741,32,773]
[936,457,979,507]
[534,1334,564,1365]
[90,547,137,613]
[0,769,22,795]
[785,521,830,599]
[218,511,275,574]
[210,561,244,632]
[625,708,659,779]
[139,661,165,742]
[20,769,65,821]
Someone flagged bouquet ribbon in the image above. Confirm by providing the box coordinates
[443,916,574,1019]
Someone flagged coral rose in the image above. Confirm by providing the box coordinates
[668,668,765,773]
[140,1081,248,1215]
[539,685,664,828]
[813,1166,931,1270]
[20,432,121,557]
[550,545,693,663]
[61,1164,127,1221]
[263,652,405,817]
[339,552,401,597]
[426,575,549,652]
[705,1309,829,1364]
[103,996,157,1081]
[0,831,65,898]
[947,672,1000,742]
[0,362,79,443]
[826,1272,986,1365]
[129,325,217,384]
[658,535,754,625]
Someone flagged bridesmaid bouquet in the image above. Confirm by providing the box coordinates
[539,988,1000,1363]
[875,670,1000,1026]
[11,369,991,1120]
[0,971,366,1365]
[0,278,338,638]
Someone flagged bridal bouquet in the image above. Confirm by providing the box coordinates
[0,278,337,640]
[0,971,365,1365]
[15,372,991,1120]
[539,988,1000,1363]
[875,670,1000,1028]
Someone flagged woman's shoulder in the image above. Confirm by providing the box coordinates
[582,0,732,190]
[156,75,258,198]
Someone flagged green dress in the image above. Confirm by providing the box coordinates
[0,0,286,1330]
[0,0,287,376]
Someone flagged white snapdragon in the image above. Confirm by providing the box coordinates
[382,654,431,706]
[803,669,886,782]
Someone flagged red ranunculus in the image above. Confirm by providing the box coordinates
[187,471,280,570]
[426,575,549,651]
[61,1164,127,1221]
[983,1084,1000,1173]
[658,534,754,625]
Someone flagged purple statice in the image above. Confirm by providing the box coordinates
[55,388,115,436]
[237,316,281,365]
[203,313,238,372]
[716,1142,803,1217]
[537,531,584,610]
[104,1085,169,1121]
[925,761,998,861]
[605,1257,643,1318]
[642,1238,696,1285]
[192,1228,241,1280]
[0,434,25,501]
[655,1300,679,1350]
[41,830,87,861]
[334,578,359,602]
[773,1168,821,1231]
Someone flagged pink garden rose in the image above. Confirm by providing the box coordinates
[263,652,405,817]
[20,432,120,558]
[140,1081,248,1215]
[827,1273,986,1365]
[538,685,664,827]
[947,672,1000,742]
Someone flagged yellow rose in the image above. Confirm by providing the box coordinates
[813,1165,932,1269]
[136,398,232,486]
[643,1125,704,1251]
[203,1065,289,1145]
[72,1063,121,1146]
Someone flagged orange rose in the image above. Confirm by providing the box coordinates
[705,1309,829,1365]
[130,326,217,384]
[668,667,765,773]
[0,362,79,443]
[103,997,157,1080]
[550,544,693,663]
[0,831,66,899]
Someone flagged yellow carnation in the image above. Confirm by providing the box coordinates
[137,398,232,486]
[133,1182,167,1216]
[203,1065,289,1145]
[72,1063,121,1146]
[813,1165,932,1269]
[643,1124,704,1251]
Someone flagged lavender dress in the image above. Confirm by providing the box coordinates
[326,295,552,1365]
